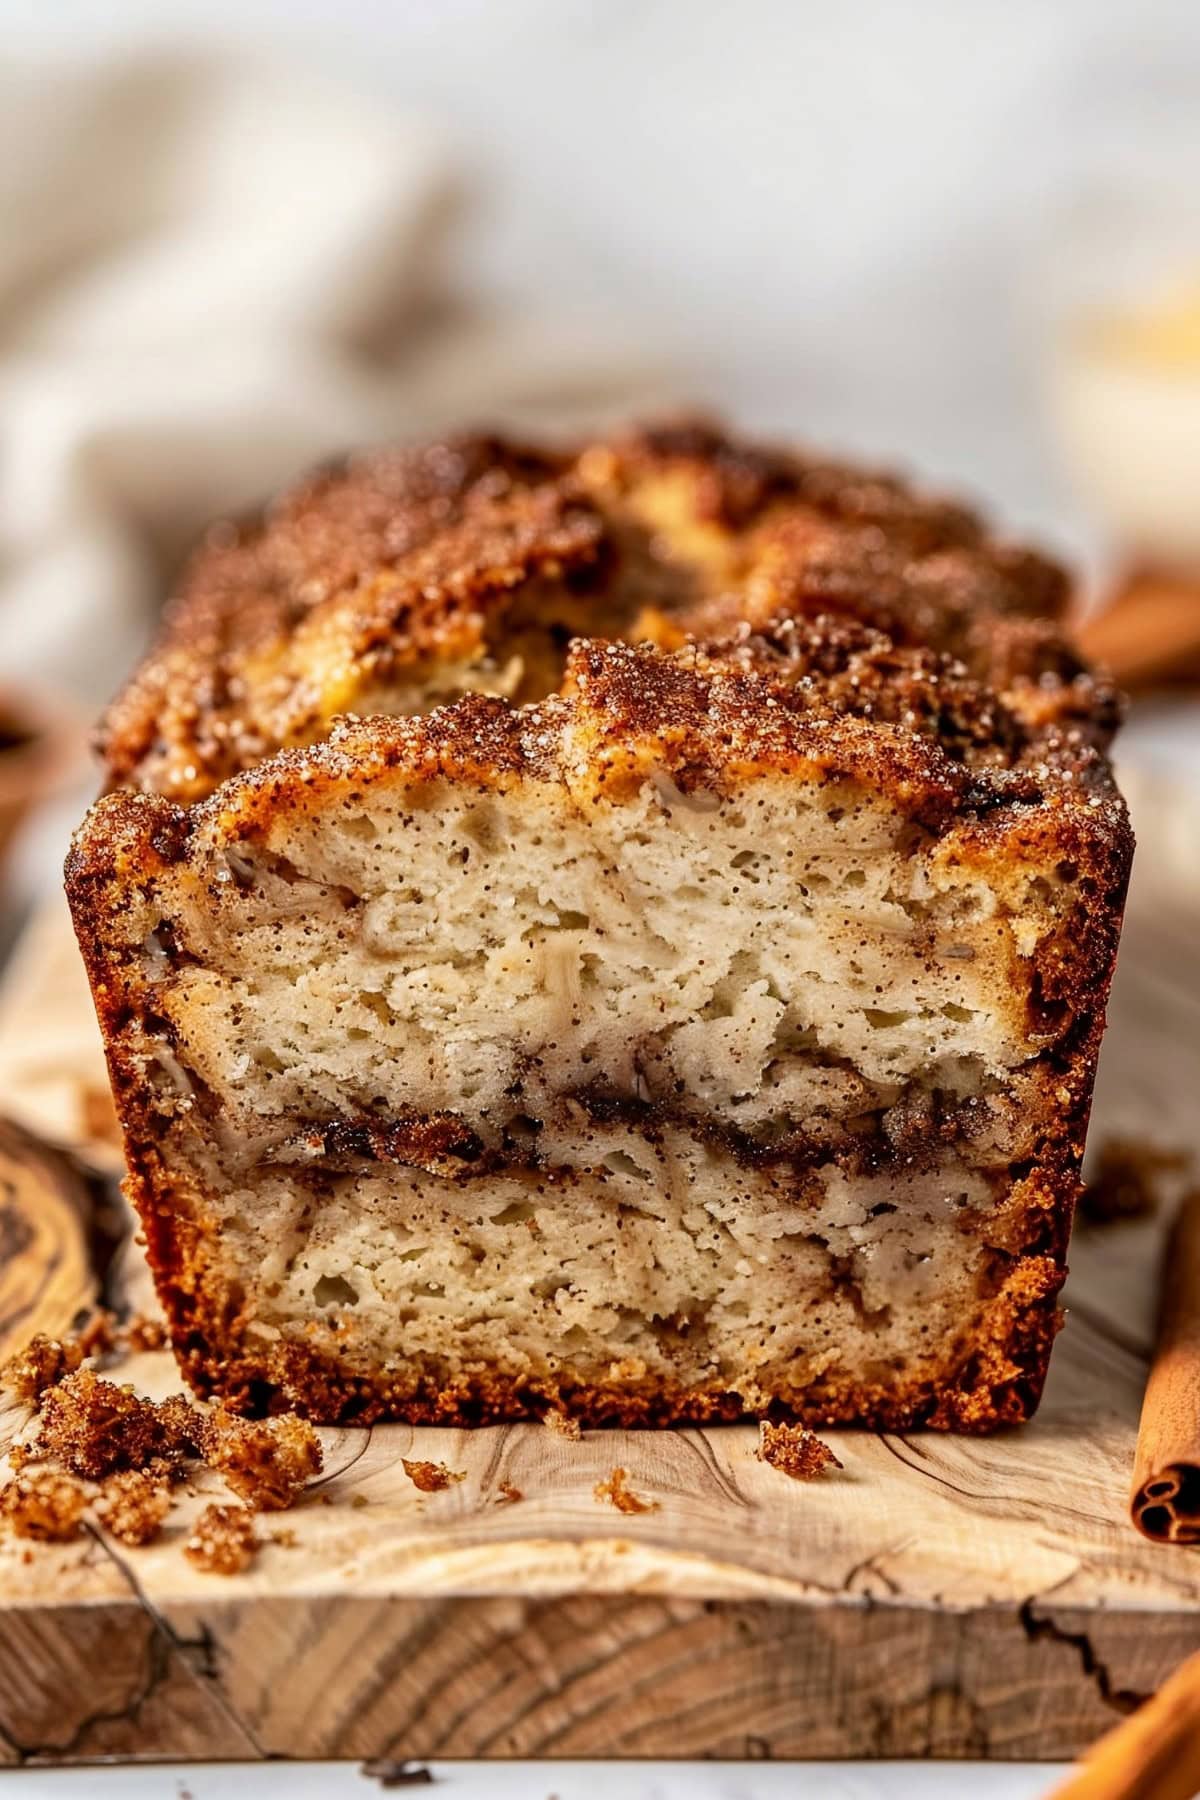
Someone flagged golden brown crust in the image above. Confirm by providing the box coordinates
[97,419,1109,803]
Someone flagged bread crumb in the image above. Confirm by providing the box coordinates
[155,1394,208,1462]
[122,1314,168,1354]
[0,1469,87,1541]
[269,1525,298,1548]
[401,1458,464,1493]
[1,1334,83,1403]
[1080,1138,1193,1226]
[96,1469,172,1546]
[495,1479,523,1506]
[542,1409,582,1441]
[350,1492,370,1509]
[757,1420,842,1481]
[202,1406,323,1511]
[74,1310,117,1360]
[184,1503,259,1575]
[35,1368,186,1479]
[593,1467,658,1514]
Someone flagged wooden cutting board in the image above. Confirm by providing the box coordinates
[1,768,1198,1768]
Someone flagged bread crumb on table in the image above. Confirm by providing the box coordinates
[594,1467,658,1514]
[757,1419,843,1481]
[96,1469,173,1546]
[401,1458,465,1493]
[542,1409,582,1441]
[495,1479,523,1506]
[184,1503,260,1575]
[36,1368,183,1478]
[202,1406,323,1510]
[0,1468,88,1541]
[0,1333,83,1403]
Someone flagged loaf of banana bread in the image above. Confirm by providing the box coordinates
[69,428,1133,1429]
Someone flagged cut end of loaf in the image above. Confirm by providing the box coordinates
[68,629,1131,1429]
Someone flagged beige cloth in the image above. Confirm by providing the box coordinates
[0,55,667,705]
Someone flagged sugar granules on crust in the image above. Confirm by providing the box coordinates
[184,1503,260,1575]
[401,1458,465,1494]
[594,1467,658,1514]
[757,1420,842,1481]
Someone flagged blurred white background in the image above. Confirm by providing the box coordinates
[5,0,1199,554]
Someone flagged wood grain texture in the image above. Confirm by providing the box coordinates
[0,1118,109,1361]
[1,772,1198,1765]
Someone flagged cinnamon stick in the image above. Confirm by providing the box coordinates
[1076,571,1200,690]
[1046,1650,1200,1799]
[1131,1189,1200,1544]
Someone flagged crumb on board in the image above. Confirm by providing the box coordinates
[0,1333,83,1403]
[184,1503,260,1575]
[1079,1137,1193,1226]
[360,1758,435,1788]
[593,1467,658,1514]
[122,1314,168,1354]
[757,1420,843,1481]
[35,1368,194,1479]
[74,1310,117,1359]
[202,1406,323,1511]
[401,1458,465,1494]
[350,1492,370,1509]
[96,1469,173,1547]
[155,1393,208,1462]
[542,1409,582,1441]
[495,1479,523,1506]
[0,1468,88,1542]
[269,1525,299,1548]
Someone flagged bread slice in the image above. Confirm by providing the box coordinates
[96,421,1113,803]
[68,624,1132,1429]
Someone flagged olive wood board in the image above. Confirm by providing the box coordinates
[0,767,1198,1767]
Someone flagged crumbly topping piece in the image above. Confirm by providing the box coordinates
[74,1310,118,1359]
[155,1393,209,1461]
[1079,1137,1193,1226]
[122,1314,169,1354]
[593,1467,659,1514]
[401,1457,465,1493]
[542,1408,582,1441]
[495,1480,523,1506]
[184,1502,260,1575]
[201,1406,323,1511]
[0,1469,88,1541]
[757,1420,843,1481]
[0,1334,83,1403]
[96,1469,173,1546]
[34,1368,185,1478]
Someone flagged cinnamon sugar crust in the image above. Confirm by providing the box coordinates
[97,420,1113,803]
